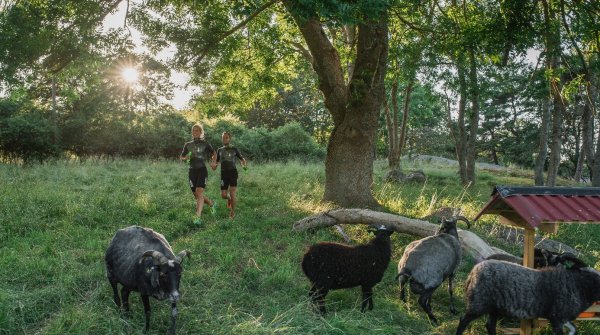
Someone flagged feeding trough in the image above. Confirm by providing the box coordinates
[474,185,600,335]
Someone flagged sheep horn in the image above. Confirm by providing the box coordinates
[175,250,191,264]
[141,250,169,265]
[454,215,471,229]
[559,252,587,269]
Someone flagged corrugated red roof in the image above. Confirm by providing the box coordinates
[474,186,600,229]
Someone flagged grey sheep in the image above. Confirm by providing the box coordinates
[301,225,394,314]
[396,216,470,325]
[456,260,600,335]
[105,226,190,334]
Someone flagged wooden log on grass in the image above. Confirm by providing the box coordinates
[293,208,503,261]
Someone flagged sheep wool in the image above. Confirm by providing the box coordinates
[301,227,393,314]
[456,260,600,335]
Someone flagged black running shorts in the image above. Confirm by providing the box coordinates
[220,169,238,190]
[189,167,208,192]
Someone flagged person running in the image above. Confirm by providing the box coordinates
[214,131,247,219]
[180,123,217,225]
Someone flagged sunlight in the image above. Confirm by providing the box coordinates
[121,67,139,84]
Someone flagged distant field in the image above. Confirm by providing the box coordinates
[1,158,599,334]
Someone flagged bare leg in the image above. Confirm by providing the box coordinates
[229,186,237,219]
[194,187,205,216]
[221,189,231,210]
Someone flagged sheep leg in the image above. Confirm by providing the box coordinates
[361,286,374,312]
[448,273,457,314]
[455,312,480,335]
[109,280,121,308]
[169,302,177,335]
[121,287,131,312]
[398,274,408,302]
[549,320,566,335]
[485,313,498,335]
[309,285,327,314]
[141,294,151,332]
[418,289,437,325]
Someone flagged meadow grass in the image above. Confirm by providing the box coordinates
[1,158,599,334]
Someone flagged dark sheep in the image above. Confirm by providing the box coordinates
[105,226,190,334]
[485,248,587,269]
[396,216,470,325]
[301,225,394,314]
[456,260,600,335]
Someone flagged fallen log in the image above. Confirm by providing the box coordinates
[293,208,503,261]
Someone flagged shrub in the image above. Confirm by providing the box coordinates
[0,107,60,163]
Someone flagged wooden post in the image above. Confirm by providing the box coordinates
[520,228,536,335]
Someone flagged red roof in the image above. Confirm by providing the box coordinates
[474,186,600,229]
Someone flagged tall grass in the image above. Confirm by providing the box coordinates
[1,159,599,334]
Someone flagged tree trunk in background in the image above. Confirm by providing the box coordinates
[534,99,550,185]
[542,0,564,187]
[386,80,400,169]
[455,55,469,185]
[466,49,480,185]
[398,80,413,163]
[286,3,388,207]
[546,69,564,187]
[594,128,600,186]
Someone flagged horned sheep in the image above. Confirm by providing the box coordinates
[105,226,190,334]
[456,259,600,335]
[396,216,470,325]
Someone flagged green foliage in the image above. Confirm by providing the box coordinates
[1,159,599,334]
[204,119,325,162]
[0,102,60,163]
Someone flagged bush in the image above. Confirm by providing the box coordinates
[0,107,60,163]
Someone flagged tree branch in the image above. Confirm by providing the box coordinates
[293,208,498,261]
[197,0,279,62]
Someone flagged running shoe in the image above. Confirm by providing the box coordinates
[193,217,202,225]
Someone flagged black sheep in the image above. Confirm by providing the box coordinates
[301,225,394,314]
[105,226,190,334]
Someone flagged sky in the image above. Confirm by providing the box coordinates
[102,1,198,110]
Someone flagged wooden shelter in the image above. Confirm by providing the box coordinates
[474,185,600,335]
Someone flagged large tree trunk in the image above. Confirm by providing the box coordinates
[285,3,388,208]
[534,99,550,185]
